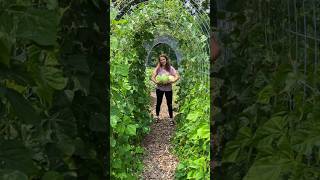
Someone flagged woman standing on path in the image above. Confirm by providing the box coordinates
[151,54,180,126]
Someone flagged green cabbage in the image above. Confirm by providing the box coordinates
[156,74,170,84]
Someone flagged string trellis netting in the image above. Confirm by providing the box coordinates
[213,0,320,179]
[110,0,211,179]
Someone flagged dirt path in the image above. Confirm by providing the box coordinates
[140,91,179,180]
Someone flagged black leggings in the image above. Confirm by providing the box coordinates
[156,89,173,118]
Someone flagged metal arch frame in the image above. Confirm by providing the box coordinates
[121,3,209,62]
[114,0,211,58]
[143,34,183,67]
[115,0,211,42]
[112,0,211,82]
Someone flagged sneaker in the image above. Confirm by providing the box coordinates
[169,118,174,126]
[154,115,160,123]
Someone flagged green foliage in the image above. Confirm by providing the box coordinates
[213,0,320,179]
[0,0,107,179]
[111,0,210,179]
[110,5,153,179]
[145,67,156,93]
[173,53,210,180]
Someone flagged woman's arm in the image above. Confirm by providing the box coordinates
[171,72,180,83]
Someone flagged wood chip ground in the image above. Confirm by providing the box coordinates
[140,91,179,180]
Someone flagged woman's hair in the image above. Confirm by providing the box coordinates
[157,54,171,72]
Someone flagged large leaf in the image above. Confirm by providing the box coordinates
[222,127,252,163]
[255,116,287,151]
[292,121,320,155]
[256,116,287,138]
[0,87,40,124]
[196,125,210,139]
[0,139,38,175]
[54,108,78,137]
[126,124,137,136]
[244,154,293,180]
[41,66,67,90]
[16,8,59,46]
[222,141,241,163]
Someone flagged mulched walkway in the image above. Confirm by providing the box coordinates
[140,91,179,180]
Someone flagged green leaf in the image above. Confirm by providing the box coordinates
[54,108,78,137]
[42,171,63,180]
[126,124,137,136]
[186,112,200,122]
[196,125,209,139]
[34,85,54,106]
[222,141,241,163]
[244,155,293,180]
[41,66,67,90]
[44,52,60,66]
[112,63,129,77]
[57,135,75,156]
[0,87,40,124]
[111,115,119,128]
[222,127,252,163]
[135,146,144,154]
[292,121,320,155]
[0,170,28,180]
[256,116,287,137]
[16,8,59,46]
[255,116,287,150]
[0,139,38,175]
[257,85,274,104]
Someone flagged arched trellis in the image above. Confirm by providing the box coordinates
[114,0,211,54]
[112,0,211,82]
[143,35,182,68]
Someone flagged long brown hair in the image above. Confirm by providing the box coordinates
[157,54,171,72]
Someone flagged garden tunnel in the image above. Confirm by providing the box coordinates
[143,34,182,68]
[110,0,212,179]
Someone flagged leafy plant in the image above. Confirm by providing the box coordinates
[111,0,210,179]
[213,0,320,179]
[0,0,108,179]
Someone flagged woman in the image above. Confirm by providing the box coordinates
[151,54,180,126]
